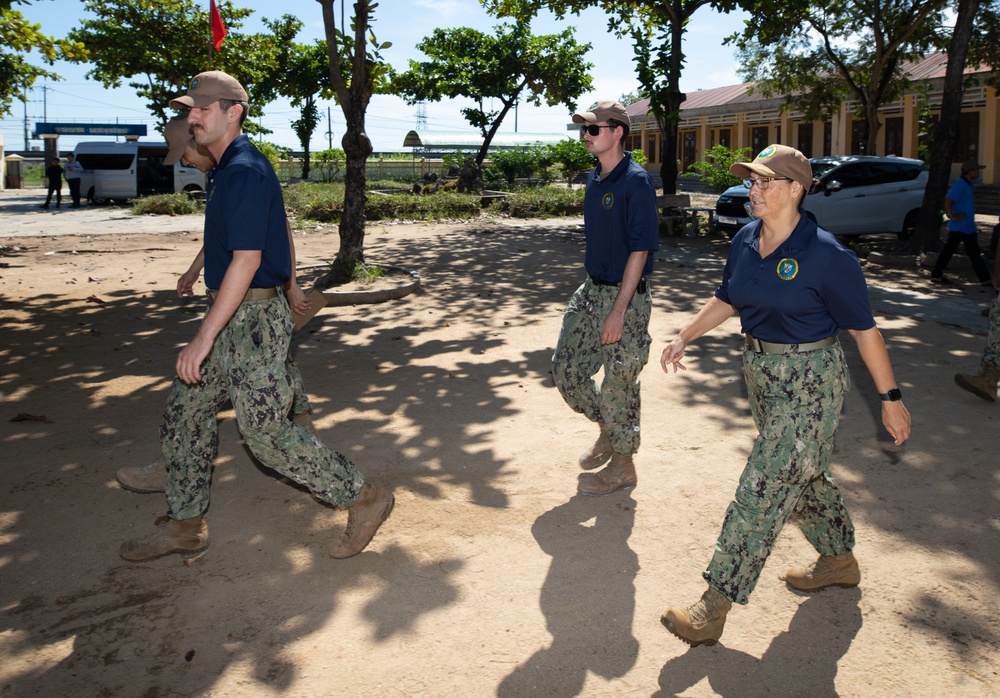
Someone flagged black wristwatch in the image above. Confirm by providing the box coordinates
[879,388,903,402]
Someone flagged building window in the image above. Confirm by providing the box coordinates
[823,122,832,156]
[797,123,813,157]
[646,133,658,164]
[884,117,903,156]
[955,112,980,163]
[719,129,731,149]
[682,132,696,171]
[751,126,768,155]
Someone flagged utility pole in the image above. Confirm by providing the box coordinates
[325,106,333,149]
[23,96,29,151]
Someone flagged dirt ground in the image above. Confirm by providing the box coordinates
[1,188,998,697]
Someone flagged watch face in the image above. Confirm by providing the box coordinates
[886,388,902,401]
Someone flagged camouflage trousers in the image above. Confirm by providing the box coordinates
[161,293,364,520]
[983,293,1000,369]
[705,341,855,605]
[552,279,652,456]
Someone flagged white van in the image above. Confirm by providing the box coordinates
[73,141,206,204]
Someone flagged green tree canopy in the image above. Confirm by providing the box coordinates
[66,0,285,130]
[732,0,951,154]
[484,0,739,194]
[393,20,593,166]
[0,6,87,117]
[255,15,336,180]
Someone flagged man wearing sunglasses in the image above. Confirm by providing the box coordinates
[553,100,659,496]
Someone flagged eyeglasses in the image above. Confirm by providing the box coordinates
[580,124,616,137]
[743,177,790,190]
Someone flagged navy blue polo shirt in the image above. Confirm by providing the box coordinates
[583,152,659,282]
[716,214,875,343]
[203,135,290,290]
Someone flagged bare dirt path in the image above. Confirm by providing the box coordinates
[1,189,998,697]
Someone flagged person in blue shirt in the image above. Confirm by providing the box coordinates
[930,160,992,285]
[120,72,393,562]
[552,100,659,496]
[658,144,911,646]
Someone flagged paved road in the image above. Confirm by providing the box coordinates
[1,189,202,238]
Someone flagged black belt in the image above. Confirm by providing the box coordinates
[206,287,280,303]
[589,276,648,294]
[745,334,836,354]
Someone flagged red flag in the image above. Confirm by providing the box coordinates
[210,0,228,50]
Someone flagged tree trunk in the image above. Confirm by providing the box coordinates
[912,0,981,254]
[655,102,680,195]
[325,122,372,284]
[301,145,312,181]
[317,0,376,287]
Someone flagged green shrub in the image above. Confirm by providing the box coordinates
[546,138,594,186]
[313,148,346,183]
[283,180,586,223]
[130,192,204,216]
[488,186,585,218]
[687,145,753,192]
[255,141,291,178]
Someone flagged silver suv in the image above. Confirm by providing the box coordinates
[714,155,928,239]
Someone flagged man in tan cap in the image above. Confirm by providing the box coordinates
[115,115,317,494]
[930,159,992,285]
[120,72,393,562]
[552,99,658,496]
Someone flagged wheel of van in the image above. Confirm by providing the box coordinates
[899,210,918,241]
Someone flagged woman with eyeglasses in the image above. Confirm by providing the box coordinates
[657,144,911,646]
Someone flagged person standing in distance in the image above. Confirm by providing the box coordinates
[930,160,992,285]
[64,153,84,208]
[658,145,911,647]
[120,72,393,561]
[40,157,63,209]
[552,100,658,496]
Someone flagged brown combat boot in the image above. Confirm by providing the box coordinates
[661,587,733,646]
[116,459,168,494]
[782,551,861,591]
[954,365,1000,402]
[577,452,636,496]
[329,482,394,559]
[579,425,612,470]
[120,515,209,561]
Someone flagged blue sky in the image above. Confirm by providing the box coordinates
[2,0,750,153]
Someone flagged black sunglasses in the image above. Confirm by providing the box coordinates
[579,124,616,137]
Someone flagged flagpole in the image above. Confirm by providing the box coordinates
[208,2,213,70]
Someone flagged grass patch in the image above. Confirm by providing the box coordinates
[130,192,205,216]
[282,181,584,225]
[350,262,386,283]
[489,187,585,218]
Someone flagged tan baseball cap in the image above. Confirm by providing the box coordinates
[961,159,985,174]
[163,116,194,166]
[572,100,630,126]
[168,70,248,109]
[730,144,814,191]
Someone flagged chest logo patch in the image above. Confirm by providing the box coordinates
[776,257,798,281]
[602,193,614,209]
